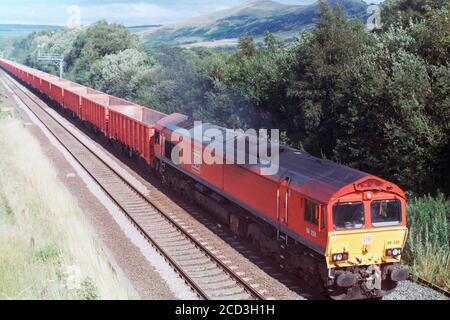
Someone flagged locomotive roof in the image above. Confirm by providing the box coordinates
[159,115,371,203]
[274,147,369,203]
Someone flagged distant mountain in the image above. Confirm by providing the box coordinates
[0,24,61,40]
[139,0,370,47]
[127,25,162,33]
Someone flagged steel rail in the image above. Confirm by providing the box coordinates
[1,69,265,301]
[413,276,450,298]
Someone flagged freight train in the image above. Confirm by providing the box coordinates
[0,59,410,300]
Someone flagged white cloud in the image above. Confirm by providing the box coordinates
[0,1,386,26]
[0,2,207,26]
[77,3,202,25]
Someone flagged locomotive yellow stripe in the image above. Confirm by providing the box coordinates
[326,227,408,268]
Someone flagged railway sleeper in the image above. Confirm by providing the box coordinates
[175,256,212,266]
[169,251,207,261]
[208,287,250,299]
[162,243,198,253]
[195,274,233,285]
[188,267,228,278]
[195,278,239,291]
[182,262,220,272]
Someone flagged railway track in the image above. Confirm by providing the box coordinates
[413,277,450,298]
[0,70,265,301]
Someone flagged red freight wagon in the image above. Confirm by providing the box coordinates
[109,105,166,164]
[22,69,33,85]
[19,68,27,82]
[30,72,47,92]
[48,79,71,105]
[41,75,59,97]
[16,67,24,80]
[63,85,87,116]
[30,73,41,89]
[9,65,17,76]
[81,92,110,135]
[41,78,52,97]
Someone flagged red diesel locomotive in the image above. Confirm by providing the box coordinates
[0,59,409,300]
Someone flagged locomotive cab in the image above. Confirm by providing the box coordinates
[325,178,409,300]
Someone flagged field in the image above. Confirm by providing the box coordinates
[0,99,134,300]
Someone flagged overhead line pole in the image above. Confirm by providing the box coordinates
[37,53,65,79]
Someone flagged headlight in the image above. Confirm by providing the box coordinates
[332,252,349,262]
[386,248,402,257]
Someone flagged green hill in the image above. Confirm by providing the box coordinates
[139,0,370,47]
[0,24,60,40]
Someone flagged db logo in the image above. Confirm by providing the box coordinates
[363,234,374,245]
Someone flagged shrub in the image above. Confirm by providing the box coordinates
[405,194,450,289]
[34,244,60,262]
[75,278,99,300]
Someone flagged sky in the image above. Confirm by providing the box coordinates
[0,0,383,26]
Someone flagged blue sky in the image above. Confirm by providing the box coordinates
[0,0,381,26]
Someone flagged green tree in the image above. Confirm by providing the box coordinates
[335,25,449,193]
[407,3,450,65]
[382,0,449,28]
[90,48,153,100]
[66,21,141,84]
[287,2,367,153]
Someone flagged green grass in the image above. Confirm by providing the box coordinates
[0,96,6,119]
[405,194,450,290]
[0,118,134,300]
[0,193,69,299]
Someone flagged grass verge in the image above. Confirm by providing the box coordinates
[405,194,450,290]
[0,115,135,300]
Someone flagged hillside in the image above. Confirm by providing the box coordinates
[139,0,370,47]
[0,24,60,40]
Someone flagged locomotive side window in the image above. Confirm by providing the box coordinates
[155,130,160,145]
[371,200,402,227]
[333,202,365,230]
[304,199,318,226]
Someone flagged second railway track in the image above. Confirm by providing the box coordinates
[0,70,265,301]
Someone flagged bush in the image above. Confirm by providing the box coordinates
[34,244,60,262]
[75,278,99,300]
[406,194,450,289]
